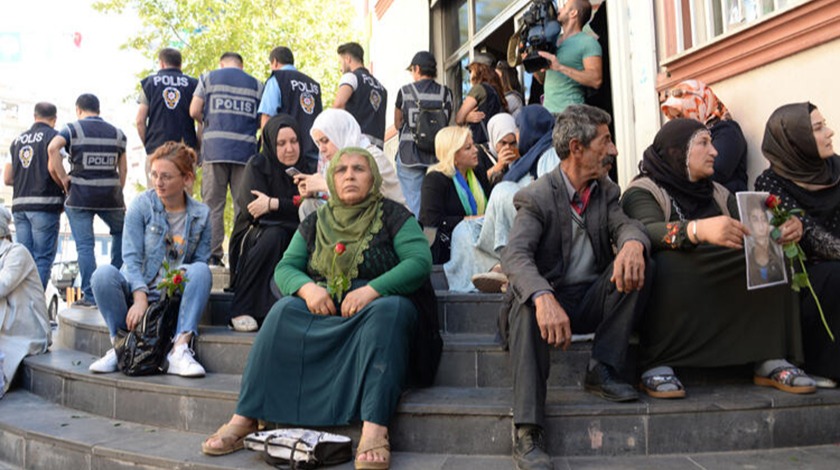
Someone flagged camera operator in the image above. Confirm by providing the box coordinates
[536,0,602,114]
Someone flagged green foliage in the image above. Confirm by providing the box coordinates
[93,0,360,106]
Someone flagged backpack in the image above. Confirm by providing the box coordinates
[407,83,448,153]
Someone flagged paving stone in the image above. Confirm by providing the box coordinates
[115,389,183,430]
[25,439,91,470]
[565,455,693,469]
[65,378,115,418]
[0,429,23,468]
[26,368,63,405]
[183,396,237,434]
[545,414,646,457]
[772,403,840,447]
[647,409,773,454]
[435,350,477,387]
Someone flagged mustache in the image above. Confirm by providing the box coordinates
[600,155,616,167]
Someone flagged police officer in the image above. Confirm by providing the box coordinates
[333,42,388,148]
[258,46,323,161]
[48,94,127,308]
[136,48,198,182]
[190,52,263,267]
[4,102,64,287]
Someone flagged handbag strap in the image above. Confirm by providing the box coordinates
[263,434,310,470]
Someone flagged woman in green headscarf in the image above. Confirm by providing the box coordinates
[202,148,442,470]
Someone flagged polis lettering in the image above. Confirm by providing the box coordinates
[212,97,254,114]
[361,75,382,90]
[16,132,44,145]
[290,80,320,95]
[152,75,190,87]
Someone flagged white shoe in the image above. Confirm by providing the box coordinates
[89,349,118,373]
[166,343,206,377]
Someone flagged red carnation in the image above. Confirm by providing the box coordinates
[765,194,781,209]
[172,274,183,285]
[293,195,302,207]
[335,243,346,255]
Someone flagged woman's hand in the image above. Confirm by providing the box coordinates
[776,216,803,244]
[126,292,149,331]
[340,285,380,318]
[695,216,749,249]
[465,109,486,124]
[294,174,328,198]
[247,190,271,219]
[489,146,518,176]
[298,282,336,315]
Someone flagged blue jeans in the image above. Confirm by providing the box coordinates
[91,263,212,339]
[12,211,61,288]
[396,157,427,218]
[65,207,125,303]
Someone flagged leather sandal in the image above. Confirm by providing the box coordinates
[754,366,817,394]
[355,434,390,470]
[230,315,258,332]
[640,374,686,399]
[201,422,257,456]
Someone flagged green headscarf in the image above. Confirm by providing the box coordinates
[310,147,384,282]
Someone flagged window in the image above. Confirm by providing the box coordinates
[668,0,806,55]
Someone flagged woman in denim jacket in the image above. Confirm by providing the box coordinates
[88,142,212,377]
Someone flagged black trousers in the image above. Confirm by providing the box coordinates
[508,261,652,427]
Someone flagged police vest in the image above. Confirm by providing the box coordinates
[65,118,126,210]
[272,69,323,161]
[140,68,198,154]
[9,122,64,212]
[397,79,452,167]
[469,83,502,145]
[200,68,261,165]
[344,67,387,146]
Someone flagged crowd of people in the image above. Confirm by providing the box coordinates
[3,1,840,468]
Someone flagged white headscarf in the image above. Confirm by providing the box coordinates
[310,109,371,174]
[0,205,11,239]
[486,113,518,157]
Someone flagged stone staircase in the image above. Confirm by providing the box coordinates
[3,268,840,469]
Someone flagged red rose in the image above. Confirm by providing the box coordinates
[172,274,183,285]
[293,195,302,207]
[765,194,781,209]
[335,243,346,255]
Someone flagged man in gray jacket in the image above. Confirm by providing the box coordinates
[500,105,651,470]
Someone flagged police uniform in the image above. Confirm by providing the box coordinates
[60,116,127,304]
[8,121,64,286]
[340,67,387,147]
[270,68,323,161]
[140,67,198,154]
[196,66,263,263]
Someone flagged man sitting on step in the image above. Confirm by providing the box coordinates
[499,104,651,470]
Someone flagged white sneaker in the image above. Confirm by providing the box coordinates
[89,349,118,373]
[166,343,206,377]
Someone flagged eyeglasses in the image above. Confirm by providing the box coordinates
[149,171,183,183]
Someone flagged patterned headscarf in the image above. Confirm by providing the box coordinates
[662,80,731,126]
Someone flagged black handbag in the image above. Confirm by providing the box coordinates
[114,294,181,376]
[244,429,352,469]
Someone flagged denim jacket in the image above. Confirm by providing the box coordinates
[122,189,211,294]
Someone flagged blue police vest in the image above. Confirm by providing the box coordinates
[200,68,261,165]
[140,68,198,154]
[9,122,64,212]
[344,67,387,146]
[469,83,502,145]
[272,69,323,161]
[65,117,126,210]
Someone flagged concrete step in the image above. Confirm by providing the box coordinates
[21,348,840,457]
[57,308,591,387]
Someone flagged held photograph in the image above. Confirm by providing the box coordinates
[736,191,788,290]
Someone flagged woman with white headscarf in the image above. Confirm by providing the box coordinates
[478,112,520,185]
[295,109,406,220]
[0,205,51,398]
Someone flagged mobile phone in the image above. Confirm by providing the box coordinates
[285,167,302,177]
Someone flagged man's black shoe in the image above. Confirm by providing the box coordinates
[584,362,638,402]
[513,425,552,470]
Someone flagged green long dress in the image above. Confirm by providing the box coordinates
[621,187,803,370]
[235,201,436,427]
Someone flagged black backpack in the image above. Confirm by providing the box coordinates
[407,83,448,153]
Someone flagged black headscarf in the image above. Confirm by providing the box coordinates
[640,118,719,219]
[762,102,840,187]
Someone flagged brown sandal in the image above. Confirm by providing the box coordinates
[355,434,390,469]
[201,422,258,456]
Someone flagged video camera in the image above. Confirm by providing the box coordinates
[511,0,562,73]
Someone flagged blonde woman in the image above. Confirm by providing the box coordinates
[419,126,490,263]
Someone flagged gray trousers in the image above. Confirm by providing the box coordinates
[508,261,652,428]
[201,162,245,262]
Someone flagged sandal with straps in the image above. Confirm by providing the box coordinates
[355,434,390,470]
[754,366,817,394]
[201,422,258,456]
[640,373,686,399]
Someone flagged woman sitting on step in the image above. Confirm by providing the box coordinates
[620,118,814,398]
[89,142,212,378]
[227,114,315,332]
[202,147,442,470]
